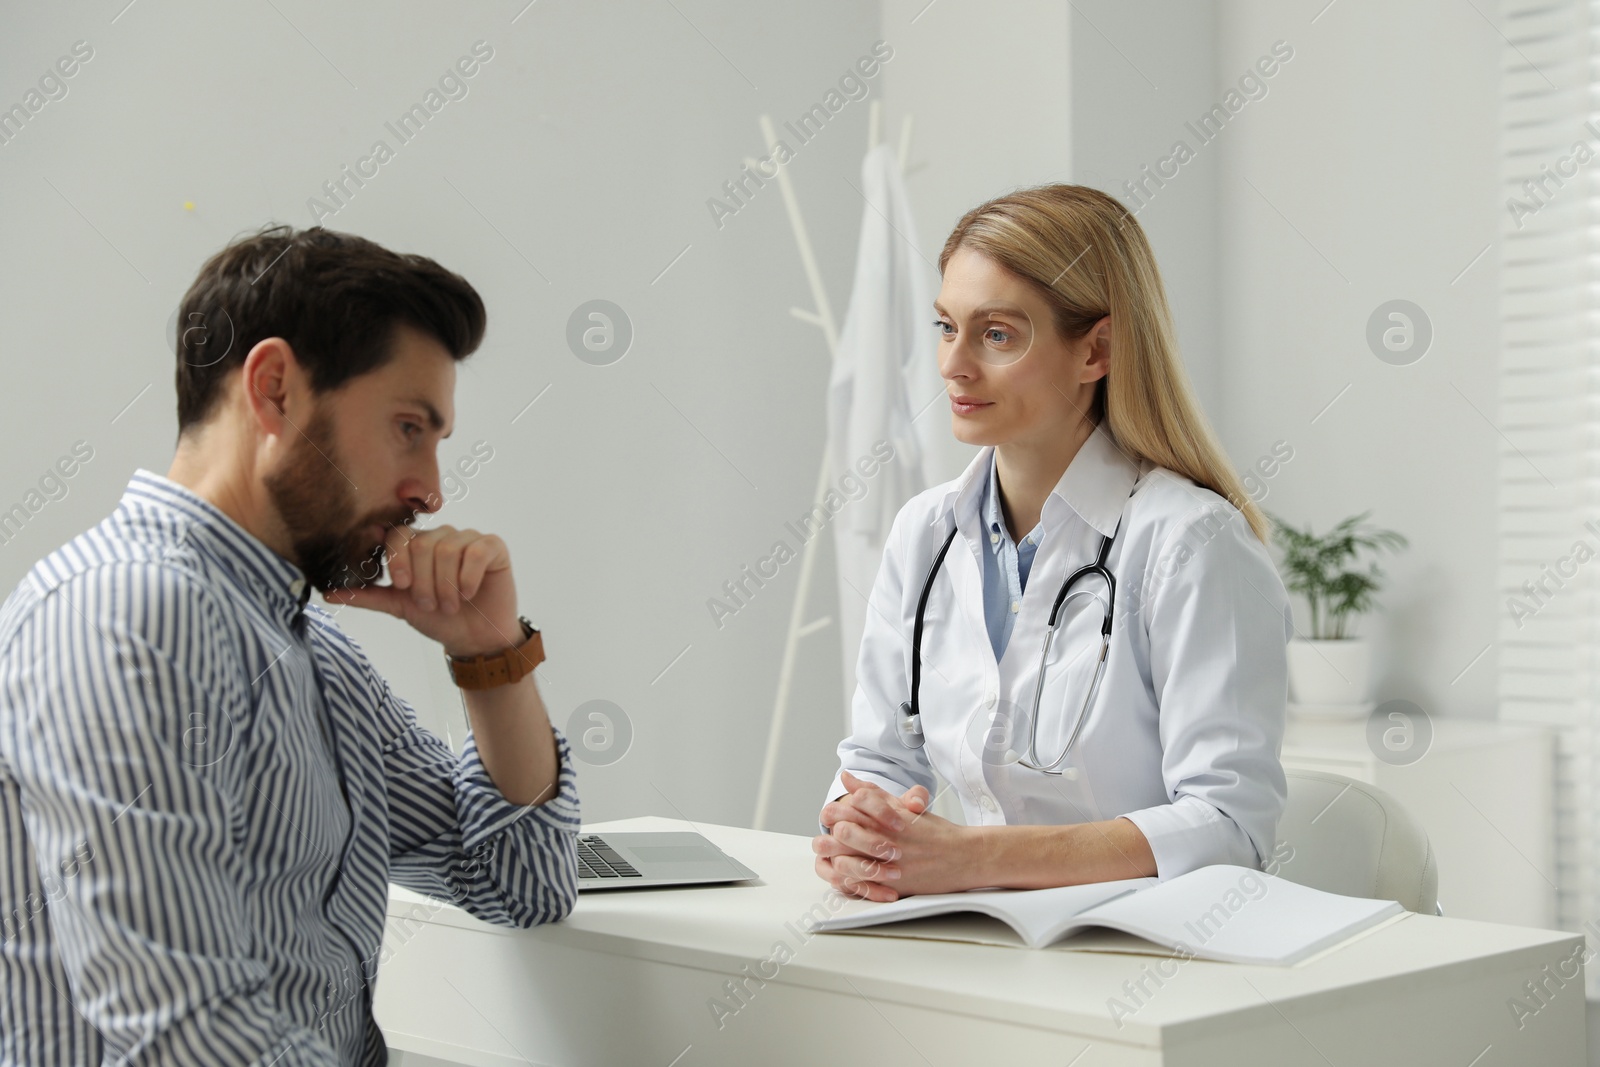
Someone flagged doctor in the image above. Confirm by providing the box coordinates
[814,184,1293,902]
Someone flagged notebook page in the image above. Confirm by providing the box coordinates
[1064,864,1405,965]
[832,913,1029,949]
[817,877,1152,946]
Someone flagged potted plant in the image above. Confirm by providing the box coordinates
[1269,511,1408,716]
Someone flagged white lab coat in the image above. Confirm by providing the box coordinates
[827,422,1293,880]
[827,143,966,722]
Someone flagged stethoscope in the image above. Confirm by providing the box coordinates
[898,491,1132,774]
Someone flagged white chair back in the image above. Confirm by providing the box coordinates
[1272,768,1439,914]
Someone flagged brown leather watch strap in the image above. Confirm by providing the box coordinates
[447,617,544,689]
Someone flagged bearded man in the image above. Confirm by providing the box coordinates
[0,225,579,1065]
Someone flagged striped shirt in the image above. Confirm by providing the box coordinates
[0,470,581,1065]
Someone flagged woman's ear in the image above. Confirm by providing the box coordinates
[1082,314,1112,383]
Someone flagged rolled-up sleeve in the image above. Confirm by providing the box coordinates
[826,505,937,826]
[1118,503,1291,880]
[373,671,581,928]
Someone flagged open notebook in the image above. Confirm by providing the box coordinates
[814,864,1406,966]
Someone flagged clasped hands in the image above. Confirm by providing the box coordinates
[812,771,980,901]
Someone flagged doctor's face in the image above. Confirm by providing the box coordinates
[933,246,1109,450]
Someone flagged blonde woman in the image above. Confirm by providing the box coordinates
[814,185,1291,901]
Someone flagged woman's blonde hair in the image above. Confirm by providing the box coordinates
[939,184,1268,543]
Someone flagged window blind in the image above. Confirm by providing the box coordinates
[1498,0,1600,986]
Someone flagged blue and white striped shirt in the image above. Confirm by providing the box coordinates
[0,470,581,1065]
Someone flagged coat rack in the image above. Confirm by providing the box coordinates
[751,101,914,830]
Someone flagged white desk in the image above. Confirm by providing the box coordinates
[376,816,1586,1066]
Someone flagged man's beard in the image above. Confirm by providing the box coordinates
[263,407,415,593]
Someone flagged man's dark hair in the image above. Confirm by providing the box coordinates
[174,224,487,433]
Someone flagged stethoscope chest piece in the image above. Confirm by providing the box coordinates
[897,700,926,749]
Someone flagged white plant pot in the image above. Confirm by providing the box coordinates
[1286,638,1371,706]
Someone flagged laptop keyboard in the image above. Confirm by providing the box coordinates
[577,835,643,880]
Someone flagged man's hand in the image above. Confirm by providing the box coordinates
[325,524,521,656]
[814,771,980,901]
[325,523,562,808]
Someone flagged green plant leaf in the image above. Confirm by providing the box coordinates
[1269,510,1407,639]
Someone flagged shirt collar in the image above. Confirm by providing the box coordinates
[933,421,1143,539]
[982,450,1011,537]
[121,470,312,629]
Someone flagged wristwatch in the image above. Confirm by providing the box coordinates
[446,616,544,689]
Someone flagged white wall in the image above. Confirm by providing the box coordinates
[0,0,885,836]
[0,0,1512,845]
[1068,0,1222,418]
[1215,0,1503,718]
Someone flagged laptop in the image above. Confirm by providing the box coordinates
[576,831,758,891]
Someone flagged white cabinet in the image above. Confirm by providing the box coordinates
[1280,718,1555,928]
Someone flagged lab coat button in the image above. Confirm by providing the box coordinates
[983,691,997,709]
[1063,767,1079,781]
[979,795,997,813]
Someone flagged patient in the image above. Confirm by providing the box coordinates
[0,225,580,1064]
